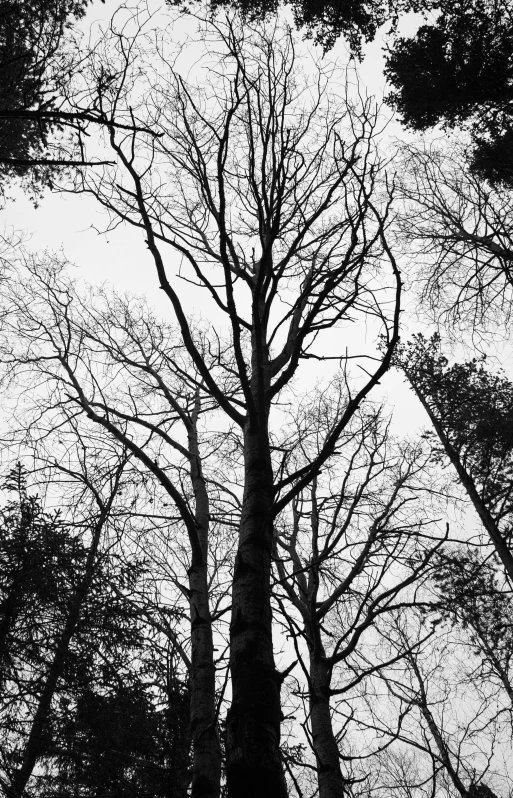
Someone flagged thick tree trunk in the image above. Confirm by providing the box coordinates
[226,426,287,798]
[309,653,346,798]
[188,412,222,798]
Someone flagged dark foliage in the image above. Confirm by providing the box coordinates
[469,785,502,798]
[172,0,434,53]
[433,548,513,668]
[0,0,90,195]
[0,464,191,796]
[396,333,513,522]
[45,682,191,797]
[385,0,513,186]
[0,463,85,696]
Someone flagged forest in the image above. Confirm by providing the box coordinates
[0,1,512,796]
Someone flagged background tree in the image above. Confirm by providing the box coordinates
[0,449,193,797]
[0,0,166,199]
[195,0,431,53]
[273,403,444,797]
[385,0,513,187]
[395,334,513,584]
[372,613,506,798]
[396,144,513,332]
[432,547,513,712]
[0,0,93,192]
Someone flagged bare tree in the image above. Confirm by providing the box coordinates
[44,13,403,794]
[0,261,234,797]
[397,143,513,334]
[273,400,444,797]
[374,616,507,798]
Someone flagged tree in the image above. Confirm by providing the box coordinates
[385,0,513,187]
[0,1,166,198]
[396,144,513,332]
[38,15,402,794]
[0,0,92,192]
[2,16,402,792]
[0,453,192,797]
[375,614,504,798]
[432,547,513,711]
[196,0,430,53]
[395,334,513,585]
[47,676,191,797]
[273,404,444,797]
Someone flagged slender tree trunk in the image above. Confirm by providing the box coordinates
[226,425,287,798]
[409,380,513,583]
[309,652,346,798]
[8,508,108,798]
[187,409,222,798]
[409,657,468,798]
[9,586,88,797]
[187,559,221,798]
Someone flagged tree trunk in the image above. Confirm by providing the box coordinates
[9,588,87,797]
[410,381,513,584]
[188,559,221,798]
[188,411,222,798]
[8,508,108,798]
[226,426,287,798]
[0,583,22,680]
[309,653,346,798]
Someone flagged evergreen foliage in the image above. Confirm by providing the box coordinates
[0,0,90,194]
[0,464,191,796]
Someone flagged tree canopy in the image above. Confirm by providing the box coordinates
[0,0,95,194]
[385,0,513,186]
[190,0,513,185]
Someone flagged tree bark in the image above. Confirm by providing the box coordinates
[187,408,222,798]
[309,652,346,798]
[226,425,287,798]
[187,558,221,798]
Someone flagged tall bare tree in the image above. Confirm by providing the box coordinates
[273,402,444,797]
[54,14,403,794]
[1,13,403,794]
